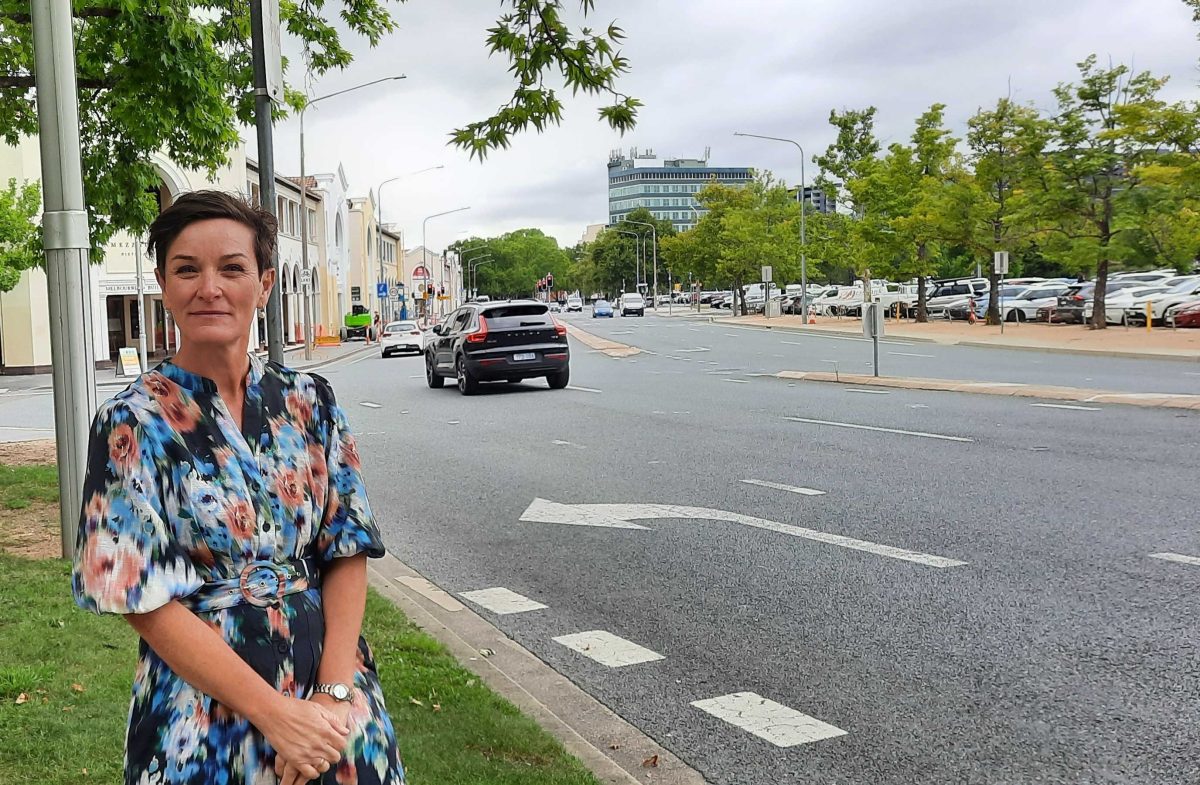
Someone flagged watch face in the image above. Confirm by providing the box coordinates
[332,683,351,701]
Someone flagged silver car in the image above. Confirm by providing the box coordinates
[380,320,425,357]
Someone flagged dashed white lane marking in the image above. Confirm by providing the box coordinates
[691,692,847,747]
[552,439,586,449]
[447,420,461,425]
[723,333,738,337]
[741,479,826,496]
[0,388,9,394]
[1149,552,1200,567]
[1184,372,1200,376]
[785,416,974,443]
[781,340,806,346]
[408,374,423,379]
[567,385,603,393]
[553,630,665,668]
[611,330,633,335]
[723,379,750,384]
[888,351,935,358]
[460,587,548,615]
[359,402,383,408]
[1030,403,1101,411]
[676,347,711,353]
[846,389,890,395]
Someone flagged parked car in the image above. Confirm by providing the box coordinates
[620,292,646,316]
[1043,280,1142,323]
[925,279,989,319]
[425,300,570,394]
[998,283,1074,322]
[548,301,563,313]
[566,295,584,312]
[592,299,614,318]
[1167,299,1200,327]
[1123,277,1200,325]
[380,320,425,357]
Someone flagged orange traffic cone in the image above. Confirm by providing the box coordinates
[967,298,977,325]
[807,306,816,325]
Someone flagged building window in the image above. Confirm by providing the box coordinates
[277,195,285,227]
[307,208,317,241]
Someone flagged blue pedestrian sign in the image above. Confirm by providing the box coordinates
[377,282,389,299]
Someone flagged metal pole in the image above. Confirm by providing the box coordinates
[299,104,313,360]
[250,0,283,363]
[134,235,148,370]
[32,0,98,559]
[625,220,657,307]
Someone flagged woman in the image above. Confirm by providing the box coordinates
[72,190,405,785]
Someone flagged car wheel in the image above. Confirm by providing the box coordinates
[425,352,444,388]
[456,355,480,396]
[547,367,570,389]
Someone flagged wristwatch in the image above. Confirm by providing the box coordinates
[313,682,353,702]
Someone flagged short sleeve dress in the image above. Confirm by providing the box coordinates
[71,355,406,785]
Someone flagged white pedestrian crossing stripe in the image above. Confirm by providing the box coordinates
[552,630,665,668]
[691,692,847,747]
[459,587,548,615]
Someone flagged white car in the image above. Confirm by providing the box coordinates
[620,293,646,316]
[999,283,1074,322]
[566,296,584,312]
[1124,277,1200,325]
[380,320,425,357]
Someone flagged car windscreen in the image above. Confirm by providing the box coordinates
[483,304,551,327]
[594,300,610,307]
[385,322,415,333]
[1166,277,1200,293]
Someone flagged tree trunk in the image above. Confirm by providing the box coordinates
[1090,257,1109,329]
[915,243,928,322]
[986,263,1001,325]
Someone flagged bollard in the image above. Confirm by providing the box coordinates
[1146,301,1153,333]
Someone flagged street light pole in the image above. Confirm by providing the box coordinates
[472,258,495,298]
[624,220,658,309]
[299,75,406,359]
[377,164,443,323]
[422,206,470,318]
[616,230,641,291]
[734,131,807,322]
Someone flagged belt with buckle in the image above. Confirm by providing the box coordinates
[179,556,319,613]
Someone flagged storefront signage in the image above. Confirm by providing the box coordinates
[101,279,161,296]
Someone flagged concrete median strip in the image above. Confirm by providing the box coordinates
[776,371,1200,411]
[563,323,643,358]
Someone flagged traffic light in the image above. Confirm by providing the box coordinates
[546,273,554,290]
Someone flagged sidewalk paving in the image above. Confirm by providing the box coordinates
[722,314,1200,361]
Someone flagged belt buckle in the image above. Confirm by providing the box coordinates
[238,561,290,608]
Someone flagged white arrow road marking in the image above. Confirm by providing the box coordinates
[741,479,825,496]
[359,401,382,408]
[460,587,548,615]
[553,630,665,668]
[1030,403,1101,411]
[692,692,847,747]
[785,417,973,443]
[1149,552,1200,567]
[566,385,602,393]
[520,498,967,567]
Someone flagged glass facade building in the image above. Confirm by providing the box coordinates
[607,149,753,232]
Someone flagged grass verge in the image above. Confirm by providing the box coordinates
[0,466,600,785]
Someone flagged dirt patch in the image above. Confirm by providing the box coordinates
[0,439,58,466]
[0,438,62,558]
[0,500,62,558]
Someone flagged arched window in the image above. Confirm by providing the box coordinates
[335,214,343,248]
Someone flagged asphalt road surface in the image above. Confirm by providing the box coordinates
[313,317,1200,785]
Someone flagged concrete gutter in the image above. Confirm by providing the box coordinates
[368,555,708,785]
[776,371,1200,410]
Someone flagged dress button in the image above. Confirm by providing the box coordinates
[276,641,289,654]
[262,522,272,532]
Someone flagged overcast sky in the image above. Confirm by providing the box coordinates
[269,0,1200,250]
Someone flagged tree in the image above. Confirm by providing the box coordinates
[0,1,637,253]
[451,229,575,299]
[0,177,40,292]
[1022,56,1168,328]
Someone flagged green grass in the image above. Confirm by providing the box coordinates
[0,466,600,784]
[0,465,59,510]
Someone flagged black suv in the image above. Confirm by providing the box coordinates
[425,301,570,395]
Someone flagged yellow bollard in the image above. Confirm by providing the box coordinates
[1146,301,1153,332]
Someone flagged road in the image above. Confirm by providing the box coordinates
[5,319,1200,783]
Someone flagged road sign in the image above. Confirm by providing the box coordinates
[762,265,773,283]
[377,282,389,299]
[519,498,966,567]
[259,0,284,102]
[993,251,1010,275]
[117,347,142,377]
[299,268,311,290]
[862,302,884,338]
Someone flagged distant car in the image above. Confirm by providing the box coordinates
[380,320,424,357]
[1049,280,1142,323]
[549,301,563,313]
[566,296,584,312]
[620,293,646,316]
[425,301,570,394]
[592,299,614,318]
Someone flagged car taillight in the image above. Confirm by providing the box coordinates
[1072,295,1084,301]
[410,330,421,336]
[552,316,567,337]
[466,315,489,343]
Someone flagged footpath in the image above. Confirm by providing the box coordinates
[706,312,1200,362]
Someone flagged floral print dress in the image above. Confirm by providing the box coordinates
[71,355,405,785]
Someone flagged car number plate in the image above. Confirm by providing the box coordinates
[513,352,536,361]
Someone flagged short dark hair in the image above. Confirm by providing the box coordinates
[147,190,277,276]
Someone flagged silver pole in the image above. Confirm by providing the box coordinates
[251,0,284,363]
[299,105,313,360]
[134,236,148,370]
[32,0,98,559]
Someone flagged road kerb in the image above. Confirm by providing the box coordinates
[565,323,643,358]
[368,554,709,785]
[775,371,1200,410]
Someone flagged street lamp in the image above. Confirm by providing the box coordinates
[734,131,807,321]
[422,206,471,317]
[377,165,444,322]
[624,219,658,308]
[472,258,495,299]
[299,74,406,359]
[615,230,642,290]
